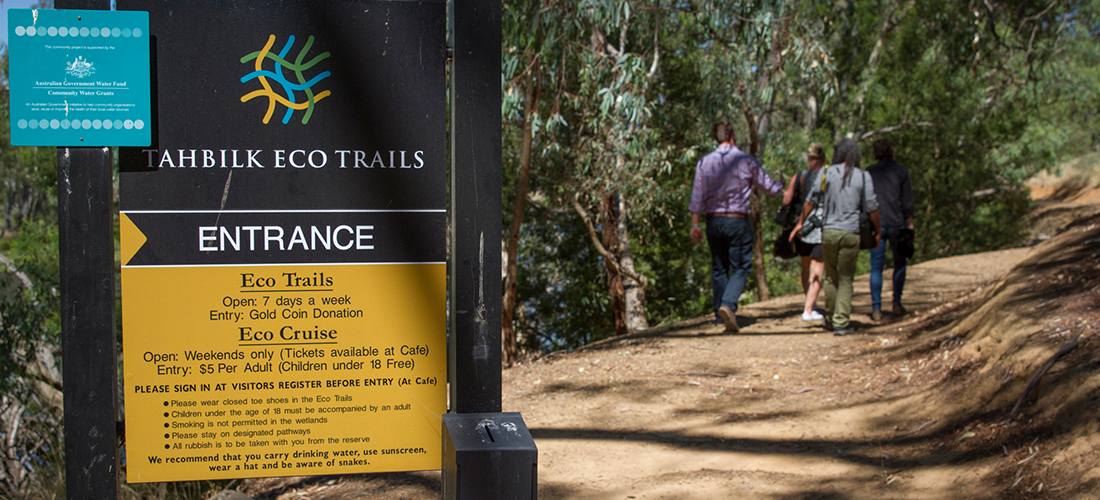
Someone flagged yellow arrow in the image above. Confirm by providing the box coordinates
[119,213,147,266]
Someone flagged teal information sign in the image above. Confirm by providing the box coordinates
[8,9,150,147]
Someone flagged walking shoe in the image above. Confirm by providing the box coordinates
[893,302,907,316]
[718,305,739,332]
[871,310,884,322]
[801,310,825,321]
[833,326,854,336]
[823,318,833,331]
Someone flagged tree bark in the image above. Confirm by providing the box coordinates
[573,197,649,336]
[749,192,770,302]
[573,199,649,286]
[804,95,818,132]
[616,193,648,331]
[600,194,629,336]
[501,61,538,367]
[0,396,28,493]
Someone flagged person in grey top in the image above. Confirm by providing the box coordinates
[791,139,880,335]
[866,139,916,320]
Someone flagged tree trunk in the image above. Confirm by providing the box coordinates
[0,395,28,493]
[4,181,14,235]
[804,95,818,132]
[749,192,770,301]
[501,63,538,367]
[616,193,648,331]
[18,188,35,230]
[573,198,649,336]
[736,81,773,303]
[600,194,629,336]
[752,86,777,303]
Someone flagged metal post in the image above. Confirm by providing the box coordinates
[448,0,503,414]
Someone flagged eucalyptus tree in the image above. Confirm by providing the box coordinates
[502,0,550,365]
[503,0,672,351]
[565,0,667,336]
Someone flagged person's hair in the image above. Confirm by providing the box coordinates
[873,139,895,160]
[832,138,862,187]
[713,121,734,144]
[806,142,826,160]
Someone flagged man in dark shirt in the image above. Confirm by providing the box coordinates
[866,139,915,320]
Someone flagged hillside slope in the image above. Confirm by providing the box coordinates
[231,161,1100,499]
[502,191,1099,499]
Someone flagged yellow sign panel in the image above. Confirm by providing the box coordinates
[122,263,445,482]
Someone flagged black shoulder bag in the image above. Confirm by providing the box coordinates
[774,173,802,229]
[858,171,878,249]
[772,172,802,259]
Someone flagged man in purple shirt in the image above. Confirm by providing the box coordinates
[689,121,784,332]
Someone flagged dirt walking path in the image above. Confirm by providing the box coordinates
[237,246,1039,500]
[235,160,1100,499]
[503,248,1031,500]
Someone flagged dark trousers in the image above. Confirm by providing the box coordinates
[870,225,908,310]
[706,216,753,319]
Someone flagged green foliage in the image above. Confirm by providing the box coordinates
[0,274,50,388]
[629,184,712,322]
[0,37,65,498]
[514,206,616,350]
[0,156,61,392]
[3,220,61,287]
[501,0,1098,353]
[0,40,61,380]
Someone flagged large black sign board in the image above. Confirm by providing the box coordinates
[119,0,445,213]
[117,0,447,483]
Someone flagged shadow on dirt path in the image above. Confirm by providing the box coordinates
[236,161,1100,500]
[504,246,1036,500]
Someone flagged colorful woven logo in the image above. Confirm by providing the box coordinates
[240,35,331,125]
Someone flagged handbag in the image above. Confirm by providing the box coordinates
[792,171,823,243]
[858,171,878,249]
[773,227,797,259]
[774,173,802,229]
[859,213,876,249]
[774,204,798,229]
